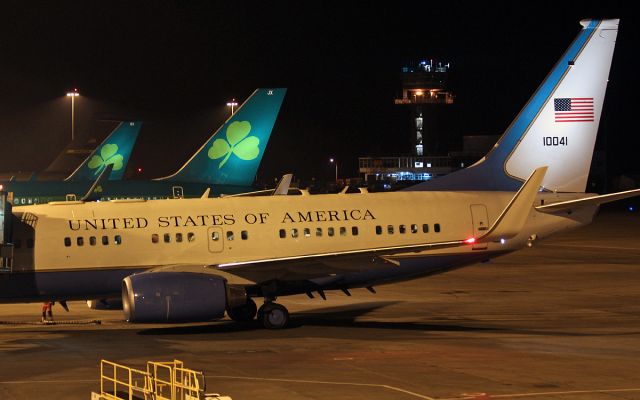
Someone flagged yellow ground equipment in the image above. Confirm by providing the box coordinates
[92,359,231,400]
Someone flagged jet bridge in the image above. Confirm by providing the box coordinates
[0,189,13,271]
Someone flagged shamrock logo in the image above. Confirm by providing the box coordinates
[93,185,103,193]
[208,121,260,169]
[87,144,123,175]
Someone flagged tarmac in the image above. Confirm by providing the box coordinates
[0,209,638,400]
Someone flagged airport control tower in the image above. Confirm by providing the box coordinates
[395,59,454,156]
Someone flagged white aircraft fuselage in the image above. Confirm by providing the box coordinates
[2,190,595,303]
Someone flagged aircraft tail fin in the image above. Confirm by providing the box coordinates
[65,121,142,182]
[407,19,619,193]
[158,88,286,186]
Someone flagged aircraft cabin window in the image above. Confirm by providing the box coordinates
[27,238,34,248]
[422,224,429,233]
[435,223,441,233]
[14,239,21,249]
[151,234,159,244]
[316,227,323,237]
[77,237,84,246]
[90,236,97,246]
[411,224,418,233]
[164,233,171,243]
[102,236,109,245]
[211,231,220,241]
[387,225,394,234]
[226,231,234,241]
[352,226,359,236]
[64,237,71,247]
[375,226,382,235]
[399,225,406,234]
[114,235,122,245]
[241,230,248,240]
[328,227,335,237]
[279,229,286,239]
[340,227,347,236]
[291,228,299,238]
[304,228,311,237]
[188,232,195,242]
[176,233,183,243]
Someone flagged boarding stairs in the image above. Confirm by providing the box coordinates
[0,190,13,272]
[92,359,231,400]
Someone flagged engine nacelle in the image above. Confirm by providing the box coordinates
[122,272,227,323]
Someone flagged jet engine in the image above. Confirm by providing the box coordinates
[122,272,228,323]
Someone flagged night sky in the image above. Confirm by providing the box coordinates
[0,1,637,184]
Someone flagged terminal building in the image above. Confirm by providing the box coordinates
[359,58,496,184]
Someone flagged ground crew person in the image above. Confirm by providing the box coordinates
[41,301,54,322]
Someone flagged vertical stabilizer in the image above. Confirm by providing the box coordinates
[406,19,619,192]
[159,88,286,186]
[65,121,142,181]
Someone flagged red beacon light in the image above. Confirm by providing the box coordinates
[464,237,476,244]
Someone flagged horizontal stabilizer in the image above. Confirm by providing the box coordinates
[536,188,640,213]
[479,166,547,242]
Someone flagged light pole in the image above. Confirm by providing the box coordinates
[66,89,79,141]
[226,99,238,116]
[329,158,338,183]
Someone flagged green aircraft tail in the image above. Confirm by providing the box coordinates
[158,88,286,186]
[65,121,142,181]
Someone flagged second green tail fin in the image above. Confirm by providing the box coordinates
[158,88,286,186]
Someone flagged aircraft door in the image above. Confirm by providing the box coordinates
[207,227,224,253]
[470,204,489,250]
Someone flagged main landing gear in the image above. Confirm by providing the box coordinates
[226,297,290,329]
[257,302,289,329]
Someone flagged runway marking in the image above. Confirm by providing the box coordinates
[541,243,640,251]
[207,375,436,399]
[441,387,640,399]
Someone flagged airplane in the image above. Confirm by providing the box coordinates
[1,88,286,204]
[3,121,142,205]
[1,19,638,330]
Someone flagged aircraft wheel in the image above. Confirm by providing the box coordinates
[227,298,257,322]
[261,303,289,329]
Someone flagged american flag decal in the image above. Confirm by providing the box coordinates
[554,98,594,122]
